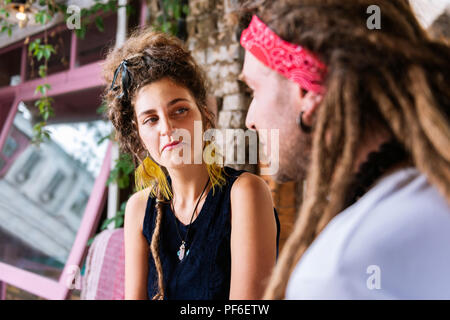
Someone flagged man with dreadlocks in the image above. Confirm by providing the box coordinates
[239,0,450,299]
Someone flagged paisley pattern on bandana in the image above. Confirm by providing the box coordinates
[240,15,327,94]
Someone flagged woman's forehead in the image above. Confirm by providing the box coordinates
[134,79,193,112]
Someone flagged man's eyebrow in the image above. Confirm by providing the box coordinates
[138,98,190,118]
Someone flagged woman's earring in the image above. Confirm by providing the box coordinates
[297,111,313,134]
[134,152,172,200]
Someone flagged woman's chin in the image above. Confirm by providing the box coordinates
[159,155,192,169]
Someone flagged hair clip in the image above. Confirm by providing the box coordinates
[110,59,133,100]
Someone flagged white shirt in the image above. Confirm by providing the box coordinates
[286,167,450,299]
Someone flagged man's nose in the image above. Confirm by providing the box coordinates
[245,99,257,131]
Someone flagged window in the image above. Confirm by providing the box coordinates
[15,151,41,183]
[70,191,89,217]
[40,170,66,203]
[2,136,18,158]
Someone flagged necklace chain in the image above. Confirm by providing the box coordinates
[170,177,210,261]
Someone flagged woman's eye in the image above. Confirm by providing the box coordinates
[143,117,158,125]
[174,107,188,115]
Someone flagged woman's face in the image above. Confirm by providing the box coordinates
[134,77,204,168]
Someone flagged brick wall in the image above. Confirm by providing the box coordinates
[428,7,450,44]
[260,175,301,251]
[185,0,300,251]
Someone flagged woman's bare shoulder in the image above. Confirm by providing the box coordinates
[230,172,274,217]
[231,172,272,198]
[125,188,151,231]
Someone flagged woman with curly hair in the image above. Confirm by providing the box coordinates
[102,29,280,300]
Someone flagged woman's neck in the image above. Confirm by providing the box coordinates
[166,164,210,209]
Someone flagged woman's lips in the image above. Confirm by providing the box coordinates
[162,141,181,152]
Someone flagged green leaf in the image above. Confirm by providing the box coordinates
[56,4,68,14]
[87,237,95,246]
[108,0,117,12]
[96,132,112,145]
[107,153,134,187]
[100,217,115,230]
[35,84,47,95]
[43,48,51,60]
[75,24,87,39]
[29,39,40,53]
[48,3,56,14]
[182,4,189,15]
[43,130,51,140]
[115,216,124,228]
[38,65,47,78]
[162,22,171,33]
[34,13,40,24]
[35,10,51,25]
[96,102,107,114]
[46,44,56,53]
[37,50,44,61]
[32,123,40,131]
[95,16,104,32]
[156,15,164,25]
[118,174,129,189]
[125,4,135,16]
[34,99,42,108]
[174,3,181,20]
[92,3,103,12]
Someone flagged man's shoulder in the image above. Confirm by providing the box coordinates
[359,168,450,236]
[335,169,450,298]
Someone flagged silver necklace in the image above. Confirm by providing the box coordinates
[170,177,210,261]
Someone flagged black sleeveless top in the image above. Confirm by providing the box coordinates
[142,166,280,300]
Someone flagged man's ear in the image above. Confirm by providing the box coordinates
[298,87,323,126]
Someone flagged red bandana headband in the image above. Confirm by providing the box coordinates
[240,15,327,94]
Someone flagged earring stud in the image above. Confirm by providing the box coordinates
[297,111,312,133]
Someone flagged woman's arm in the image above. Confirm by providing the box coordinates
[124,191,150,300]
[229,173,278,299]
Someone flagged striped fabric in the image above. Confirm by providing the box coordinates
[81,228,125,300]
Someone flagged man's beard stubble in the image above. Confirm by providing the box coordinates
[273,129,312,184]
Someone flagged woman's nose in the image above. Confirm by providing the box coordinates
[159,115,174,136]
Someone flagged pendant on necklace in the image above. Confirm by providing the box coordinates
[177,241,189,261]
